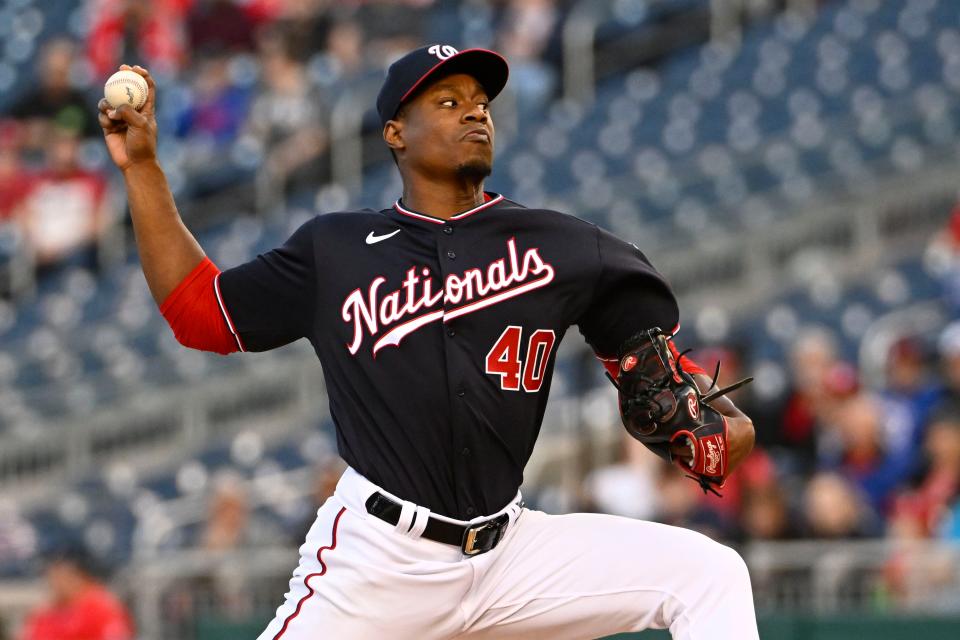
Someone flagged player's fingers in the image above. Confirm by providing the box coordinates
[110,104,147,129]
[99,110,128,131]
[98,110,124,132]
[129,65,157,115]
[98,99,127,132]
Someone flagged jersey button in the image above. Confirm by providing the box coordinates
[456,388,466,397]
[466,506,476,516]
[446,250,456,260]
[442,226,453,235]
[446,328,456,337]
[461,447,471,457]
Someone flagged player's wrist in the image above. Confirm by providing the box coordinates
[724,414,755,475]
[121,157,163,179]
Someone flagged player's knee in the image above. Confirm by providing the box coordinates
[710,543,752,592]
[676,530,750,590]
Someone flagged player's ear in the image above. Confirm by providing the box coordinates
[383,120,405,154]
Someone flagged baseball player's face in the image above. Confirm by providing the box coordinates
[390,73,494,180]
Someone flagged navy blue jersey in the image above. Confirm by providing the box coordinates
[218,194,678,518]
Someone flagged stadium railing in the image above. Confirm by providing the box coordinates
[0,353,326,504]
[656,151,957,311]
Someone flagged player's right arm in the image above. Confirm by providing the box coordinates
[99,65,318,356]
[99,65,242,355]
[98,64,205,306]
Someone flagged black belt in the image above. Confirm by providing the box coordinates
[365,492,515,556]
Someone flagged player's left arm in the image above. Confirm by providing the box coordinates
[578,225,754,486]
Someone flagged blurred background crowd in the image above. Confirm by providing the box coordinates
[1,0,960,638]
[0,0,571,283]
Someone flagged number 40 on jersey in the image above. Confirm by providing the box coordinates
[485,326,556,392]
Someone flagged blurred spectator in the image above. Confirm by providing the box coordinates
[13,127,116,271]
[357,0,434,64]
[236,0,284,23]
[496,0,559,116]
[654,462,733,539]
[199,474,283,551]
[327,18,365,75]
[927,202,960,313]
[890,403,960,537]
[293,456,347,543]
[173,53,254,197]
[879,337,942,480]
[0,122,30,222]
[187,0,257,58]
[243,27,327,199]
[942,497,960,539]
[937,321,960,404]
[820,393,911,513]
[802,472,879,538]
[18,547,134,640]
[701,447,778,522]
[86,0,191,80]
[175,54,252,145]
[0,122,29,297]
[163,475,286,624]
[7,39,98,155]
[884,472,960,608]
[271,0,334,63]
[581,434,661,520]
[308,18,369,95]
[758,328,842,474]
[738,483,795,541]
[0,500,36,574]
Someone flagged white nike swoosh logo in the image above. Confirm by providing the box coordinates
[366,229,401,245]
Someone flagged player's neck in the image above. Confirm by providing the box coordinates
[401,178,485,220]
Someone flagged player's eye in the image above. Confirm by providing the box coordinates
[478,102,489,111]
[440,99,457,107]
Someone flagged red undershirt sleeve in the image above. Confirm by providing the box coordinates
[159,257,243,355]
[669,340,707,377]
[599,356,620,380]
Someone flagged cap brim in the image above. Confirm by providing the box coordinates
[399,48,509,107]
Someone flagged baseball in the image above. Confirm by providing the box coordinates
[104,69,148,110]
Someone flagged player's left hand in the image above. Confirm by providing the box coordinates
[689,373,756,480]
[608,329,753,495]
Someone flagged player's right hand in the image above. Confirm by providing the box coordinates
[98,65,158,172]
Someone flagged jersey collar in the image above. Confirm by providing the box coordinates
[393,192,504,225]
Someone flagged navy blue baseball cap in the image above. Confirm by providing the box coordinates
[377,45,509,126]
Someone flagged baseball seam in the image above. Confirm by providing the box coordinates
[105,79,147,108]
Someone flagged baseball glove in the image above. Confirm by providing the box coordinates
[606,328,752,496]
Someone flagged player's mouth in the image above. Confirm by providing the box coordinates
[462,128,490,143]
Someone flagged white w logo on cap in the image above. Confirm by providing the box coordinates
[428,44,458,60]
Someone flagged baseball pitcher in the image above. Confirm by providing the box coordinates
[99,46,760,639]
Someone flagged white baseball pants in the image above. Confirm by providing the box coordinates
[258,467,759,640]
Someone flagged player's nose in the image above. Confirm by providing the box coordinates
[463,103,489,123]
